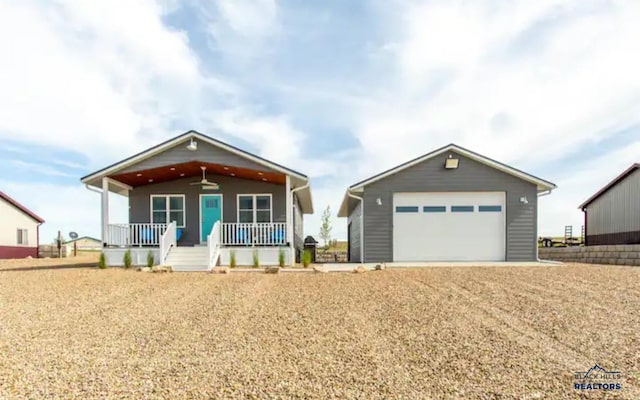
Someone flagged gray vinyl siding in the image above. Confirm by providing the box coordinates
[120,138,277,174]
[129,175,286,246]
[361,150,538,262]
[293,194,304,251]
[348,201,362,262]
[586,169,640,235]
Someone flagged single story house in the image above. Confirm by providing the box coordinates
[64,236,102,253]
[80,130,313,270]
[579,163,639,245]
[0,190,45,259]
[338,144,556,263]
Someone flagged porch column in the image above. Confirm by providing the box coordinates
[285,175,294,265]
[101,177,109,246]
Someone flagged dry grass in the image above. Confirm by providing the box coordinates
[0,261,639,399]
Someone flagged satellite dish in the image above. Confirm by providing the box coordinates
[69,232,78,239]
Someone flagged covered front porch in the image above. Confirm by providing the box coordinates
[82,131,313,269]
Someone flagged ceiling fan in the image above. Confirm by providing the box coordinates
[190,166,220,190]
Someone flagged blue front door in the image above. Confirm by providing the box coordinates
[201,195,222,242]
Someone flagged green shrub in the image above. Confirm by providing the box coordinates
[278,248,286,268]
[252,250,260,268]
[302,250,312,268]
[229,250,237,268]
[123,249,132,269]
[146,251,154,268]
[98,252,107,269]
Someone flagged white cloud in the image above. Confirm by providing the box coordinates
[1,0,639,244]
[0,0,203,163]
[343,0,640,237]
[538,140,640,236]
[0,181,128,243]
[201,0,279,58]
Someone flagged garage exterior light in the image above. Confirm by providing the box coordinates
[444,156,459,169]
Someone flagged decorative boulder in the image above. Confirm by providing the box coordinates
[313,266,328,273]
[353,265,367,274]
[265,266,280,274]
[151,265,172,273]
[137,267,152,273]
[213,266,230,274]
[374,263,386,271]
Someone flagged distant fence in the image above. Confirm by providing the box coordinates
[539,245,640,266]
[38,245,69,258]
[315,251,348,263]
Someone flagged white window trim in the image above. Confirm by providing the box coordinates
[236,193,273,223]
[16,228,28,246]
[150,194,186,228]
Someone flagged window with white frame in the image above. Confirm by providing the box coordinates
[151,195,185,227]
[238,194,272,223]
[16,229,28,245]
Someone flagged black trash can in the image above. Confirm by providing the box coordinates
[303,236,318,263]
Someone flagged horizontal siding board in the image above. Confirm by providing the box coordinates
[348,202,362,262]
[362,150,538,262]
[120,138,277,174]
[129,175,286,246]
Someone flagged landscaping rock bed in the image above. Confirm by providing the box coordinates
[1,262,639,398]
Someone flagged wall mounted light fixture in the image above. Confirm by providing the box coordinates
[444,154,459,169]
[376,198,382,205]
[519,196,529,204]
[186,138,198,151]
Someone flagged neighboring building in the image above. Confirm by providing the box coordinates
[0,191,45,259]
[81,130,313,270]
[579,163,640,246]
[338,144,556,263]
[64,236,102,253]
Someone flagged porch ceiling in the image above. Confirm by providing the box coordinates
[110,161,286,187]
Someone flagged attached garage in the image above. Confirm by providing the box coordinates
[338,144,556,263]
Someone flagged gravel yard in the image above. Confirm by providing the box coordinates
[1,261,639,399]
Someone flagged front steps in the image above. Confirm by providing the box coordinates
[165,246,209,272]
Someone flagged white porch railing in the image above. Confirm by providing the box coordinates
[106,223,168,247]
[221,222,287,246]
[159,221,177,264]
[207,221,222,270]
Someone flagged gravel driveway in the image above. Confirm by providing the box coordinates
[1,262,638,399]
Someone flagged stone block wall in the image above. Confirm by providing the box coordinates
[539,245,640,266]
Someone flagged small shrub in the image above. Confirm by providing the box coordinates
[252,250,260,268]
[229,250,237,268]
[278,248,286,268]
[98,252,107,269]
[123,249,132,269]
[146,251,154,268]
[302,249,312,268]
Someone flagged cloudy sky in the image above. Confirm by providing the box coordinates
[1,0,639,243]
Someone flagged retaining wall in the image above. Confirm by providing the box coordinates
[539,245,640,266]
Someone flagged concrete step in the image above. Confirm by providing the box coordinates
[170,265,209,272]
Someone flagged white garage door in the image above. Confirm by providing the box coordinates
[393,192,506,262]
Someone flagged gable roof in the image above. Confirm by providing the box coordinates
[64,236,100,244]
[80,130,313,213]
[81,130,308,183]
[338,143,556,217]
[0,191,45,223]
[578,163,640,210]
